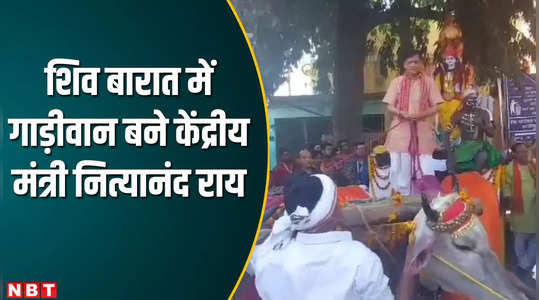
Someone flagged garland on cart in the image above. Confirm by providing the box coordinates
[387,191,403,223]
[368,155,390,200]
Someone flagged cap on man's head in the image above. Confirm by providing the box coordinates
[373,145,387,155]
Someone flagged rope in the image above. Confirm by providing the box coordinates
[354,205,397,265]
[385,117,424,181]
[432,254,510,300]
[409,120,423,180]
[378,119,402,146]
[387,120,403,134]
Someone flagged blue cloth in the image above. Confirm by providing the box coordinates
[349,158,369,187]
[514,232,536,271]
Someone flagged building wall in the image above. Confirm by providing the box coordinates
[268,95,386,168]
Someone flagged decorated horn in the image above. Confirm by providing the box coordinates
[421,193,439,222]
[452,173,460,193]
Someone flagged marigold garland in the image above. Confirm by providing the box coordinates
[388,192,403,223]
[364,221,417,252]
[368,155,376,200]
[494,165,503,191]
[406,221,417,246]
[458,190,474,211]
[368,155,375,184]
[393,192,403,207]
[481,165,506,191]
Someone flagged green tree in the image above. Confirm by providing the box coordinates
[231,0,535,140]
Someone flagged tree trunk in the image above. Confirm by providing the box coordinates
[333,0,368,142]
[397,0,413,67]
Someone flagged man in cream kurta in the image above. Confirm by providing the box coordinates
[383,52,443,195]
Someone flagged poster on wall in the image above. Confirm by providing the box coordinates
[504,73,536,143]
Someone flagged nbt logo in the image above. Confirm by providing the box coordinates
[6,282,57,298]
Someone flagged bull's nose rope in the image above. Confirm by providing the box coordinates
[432,254,510,300]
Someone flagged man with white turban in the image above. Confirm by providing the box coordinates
[248,174,394,300]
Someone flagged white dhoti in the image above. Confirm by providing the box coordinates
[429,158,447,173]
[389,152,435,196]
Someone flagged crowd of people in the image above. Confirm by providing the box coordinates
[244,50,536,300]
[269,140,371,189]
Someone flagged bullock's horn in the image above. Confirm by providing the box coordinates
[452,174,460,193]
[421,193,439,222]
[443,130,460,193]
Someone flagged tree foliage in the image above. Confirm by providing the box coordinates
[455,0,536,81]
[231,0,535,94]
[230,0,337,93]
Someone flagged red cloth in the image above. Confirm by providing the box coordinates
[441,172,501,256]
[442,200,466,223]
[443,47,458,57]
[512,162,524,214]
[337,185,371,205]
[266,187,371,211]
[441,172,502,300]
[265,195,284,211]
[396,75,430,179]
[269,163,293,187]
[395,74,431,113]
[320,158,338,176]
[265,186,371,211]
